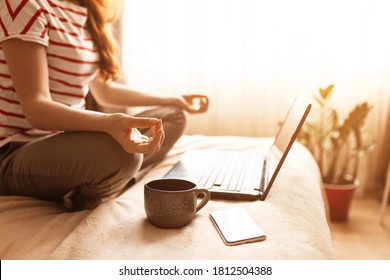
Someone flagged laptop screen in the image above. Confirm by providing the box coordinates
[274,93,311,155]
[262,93,311,198]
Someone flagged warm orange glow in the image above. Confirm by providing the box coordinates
[121,0,390,139]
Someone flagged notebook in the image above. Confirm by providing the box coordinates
[164,93,312,201]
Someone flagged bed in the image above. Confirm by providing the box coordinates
[0,135,334,259]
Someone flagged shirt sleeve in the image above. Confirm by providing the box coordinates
[0,0,49,46]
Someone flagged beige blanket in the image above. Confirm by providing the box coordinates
[0,135,334,259]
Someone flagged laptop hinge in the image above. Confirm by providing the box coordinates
[254,158,268,193]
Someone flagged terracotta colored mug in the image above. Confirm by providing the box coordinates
[144,179,210,228]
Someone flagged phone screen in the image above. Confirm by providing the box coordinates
[210,207,266,246]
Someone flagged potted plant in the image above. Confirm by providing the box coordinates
[298,84,375,222]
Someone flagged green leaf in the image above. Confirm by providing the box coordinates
[319,84,334,99]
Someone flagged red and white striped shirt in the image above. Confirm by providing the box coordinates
[0,0,99,147]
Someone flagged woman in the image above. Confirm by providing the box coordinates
[0,0,208,210]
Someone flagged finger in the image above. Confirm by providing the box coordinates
[151,122,163,144]
[198,96,209,109]
[182,95,197,106]
[151,124,157,134]
[130,138,150,144]
[151,118,163,133]
[157,122,165,147]
[128,117,160,129]
[139,135,151,142]
[201,96,209,108]
[136,139,161,154]
[182,95,209,113]
[136,123,164,153]
[130,129,150,143]
[132,141,158,154]
[151,122,165,152]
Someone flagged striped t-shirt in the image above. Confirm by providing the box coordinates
[0,0,99,147]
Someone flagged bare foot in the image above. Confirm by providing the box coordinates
[71,192,102,211]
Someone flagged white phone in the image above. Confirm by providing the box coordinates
[209,207,266,246]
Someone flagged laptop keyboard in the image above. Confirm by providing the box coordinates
[196,151,262,192]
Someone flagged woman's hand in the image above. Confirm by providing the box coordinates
[105,113,165,154]
[173,94,209,114]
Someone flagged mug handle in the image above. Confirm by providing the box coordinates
[195,188,210,212]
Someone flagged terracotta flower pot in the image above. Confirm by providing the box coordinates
[324,180,359,222]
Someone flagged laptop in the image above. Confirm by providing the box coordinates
[164,93,311,201]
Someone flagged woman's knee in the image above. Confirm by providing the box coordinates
[72,132,144,198]
[71,152,143,210]
[165,106,187,127]
[116,152,144,178]
[92,152,143,195]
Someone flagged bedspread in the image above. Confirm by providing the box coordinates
[0,135,334,259]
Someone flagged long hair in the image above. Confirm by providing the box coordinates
[78,0,121,82]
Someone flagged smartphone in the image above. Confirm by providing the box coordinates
[209,207,266,246]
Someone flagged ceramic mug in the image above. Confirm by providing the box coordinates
[144,178,210,228]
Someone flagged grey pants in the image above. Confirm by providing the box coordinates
[0,106,186,201]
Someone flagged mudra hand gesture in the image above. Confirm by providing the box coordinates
[174,94,209,114]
